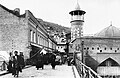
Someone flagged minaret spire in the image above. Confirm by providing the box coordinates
[75,0,80,10]
[77,0,78,3]
[110,21,112,26]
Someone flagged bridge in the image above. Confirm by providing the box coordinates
[0,58,102,78]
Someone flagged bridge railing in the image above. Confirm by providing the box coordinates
[75,58,102,78]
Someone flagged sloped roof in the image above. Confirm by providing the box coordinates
[94,25,120,38]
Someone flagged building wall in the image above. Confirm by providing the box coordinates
[0,7,30,59]
[56,45,66,52]
[73,38,120,71]
[0,5,58,60]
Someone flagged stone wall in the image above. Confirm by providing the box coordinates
[73,38,120,71]
[0,7,30,59]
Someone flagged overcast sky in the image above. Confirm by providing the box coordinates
[1,0,120,35]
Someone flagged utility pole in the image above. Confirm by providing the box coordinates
[81,41,84,64]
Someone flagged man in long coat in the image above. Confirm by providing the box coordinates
[35,53,44,70]
[12,51,23,77]
[50,53,56,69]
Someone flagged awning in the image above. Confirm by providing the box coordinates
[40,49,47,54]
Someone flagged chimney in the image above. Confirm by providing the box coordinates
[14,8,20,15]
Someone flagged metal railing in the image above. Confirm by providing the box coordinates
[75,58,102,78]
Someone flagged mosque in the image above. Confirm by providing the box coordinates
[69,2,120,78]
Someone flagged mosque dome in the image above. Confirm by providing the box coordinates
[94,25,120,38]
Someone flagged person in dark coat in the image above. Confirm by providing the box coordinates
[12,56,19,77]
[35,53,44,70]
[19,52,25,68]
[50,53,56,69]
[12,51,23,77]
[7,52,13,73]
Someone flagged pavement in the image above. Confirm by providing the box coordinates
[0,65,32,76]
[0,64,80,78]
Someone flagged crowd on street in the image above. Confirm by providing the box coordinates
[5,49,75,77]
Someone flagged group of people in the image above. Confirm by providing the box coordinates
[7,51,25,77]
[35,52,57,70]
[7,50,74,77]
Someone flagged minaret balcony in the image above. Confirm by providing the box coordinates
[72,15,83,20]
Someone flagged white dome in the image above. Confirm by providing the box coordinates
[94,26,120,38]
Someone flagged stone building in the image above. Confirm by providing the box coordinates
[0,4,56,60]
[55,31,66,53]
[69,3,120,78]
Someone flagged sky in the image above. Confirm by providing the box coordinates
[1,0,120,35]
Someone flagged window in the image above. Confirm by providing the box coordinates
[84,48,86,50]
[117,48,119,50]
[30,30,33,42]
[104,48,106,50]
[39,36,41,45]
[92,47,94,50]
[100,50,102,52]
[33,32,36,43]
[38,35,39,44]
[97,47,99,50]
[115,50,117,52]
[110,48,112,50]
[87,47,89,50]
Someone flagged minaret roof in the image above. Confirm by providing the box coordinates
[69,2,86,15]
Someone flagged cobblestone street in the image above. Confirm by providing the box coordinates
[0,65,75,78]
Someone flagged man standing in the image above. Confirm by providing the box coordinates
[7,52,13,73]
[19,52,25,68]
[50,53,56,69]
[35,52,44,70]
[14,51,22,74]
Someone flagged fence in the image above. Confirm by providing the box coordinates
[75,58,102,78]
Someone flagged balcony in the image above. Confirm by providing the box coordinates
[97,66,120,75]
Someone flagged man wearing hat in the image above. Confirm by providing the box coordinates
[12,51,22,77]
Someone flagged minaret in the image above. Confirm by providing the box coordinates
[69,2,86,41]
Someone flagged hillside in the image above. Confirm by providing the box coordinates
[37,18,71,36]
